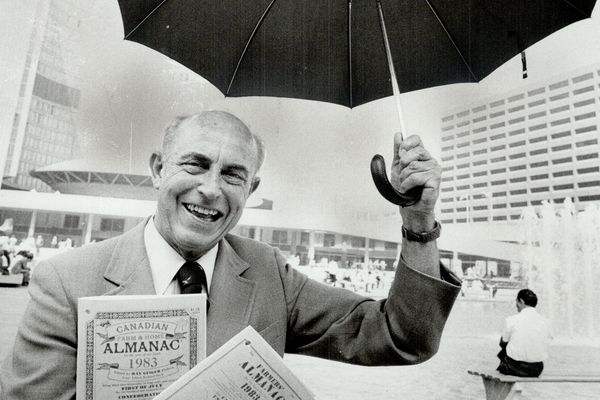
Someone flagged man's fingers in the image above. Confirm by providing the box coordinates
[392,132,402,162]
[394,157,440,188]
[397,166,441,194]
[390,133,441,205]
[399,134,423,151]
[397,159,438,178]
[393,134,423,161]
[396,145,432,170]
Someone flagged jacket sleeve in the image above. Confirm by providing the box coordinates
[279,251,461,366]
[0,259,77,400]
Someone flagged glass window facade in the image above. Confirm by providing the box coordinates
[439,65,600,223]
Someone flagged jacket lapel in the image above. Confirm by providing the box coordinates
[102,219,156,296]
[206,238,256,354]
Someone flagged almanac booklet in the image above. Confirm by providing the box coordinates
[154,326,316,400]
[76,294,207,400]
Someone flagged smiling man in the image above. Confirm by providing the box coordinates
[150,112,262,262]
[1,110,461,400]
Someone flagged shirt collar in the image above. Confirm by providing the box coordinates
[520,306,537,315]
[144,217,218,295]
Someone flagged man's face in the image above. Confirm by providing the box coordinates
[150,116,260,259]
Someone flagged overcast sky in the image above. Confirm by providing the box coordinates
[1,0,600,233]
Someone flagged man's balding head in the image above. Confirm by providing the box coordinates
[162,111,266,174]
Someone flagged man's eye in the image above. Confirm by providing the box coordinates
[181,162,205,173]
[223,172,245,184]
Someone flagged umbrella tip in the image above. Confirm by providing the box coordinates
[521,51,528,79]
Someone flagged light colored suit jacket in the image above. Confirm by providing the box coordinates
[0,221,460,399]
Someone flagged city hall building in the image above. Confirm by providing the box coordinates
[439,63,600,224]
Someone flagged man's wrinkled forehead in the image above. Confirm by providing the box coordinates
[175,112,260,168]
[166,112,254,150]
[162,111,264,172]
[185,111,252,136]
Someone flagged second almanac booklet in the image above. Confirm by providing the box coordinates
[76,294,207,400]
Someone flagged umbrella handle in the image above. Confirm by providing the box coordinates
[370,154,422,207]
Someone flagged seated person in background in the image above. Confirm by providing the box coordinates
[10,250,33,286]
[497,289,551,377]
[0,249,10,275]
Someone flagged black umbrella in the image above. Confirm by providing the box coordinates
[117,0,596,205]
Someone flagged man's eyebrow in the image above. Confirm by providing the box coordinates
[179,152,250,174]
[179,152,209,161]
[223,164,250,175]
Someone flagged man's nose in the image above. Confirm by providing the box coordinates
[196,170,221,200]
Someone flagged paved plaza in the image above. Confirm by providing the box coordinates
[1,285,599,399]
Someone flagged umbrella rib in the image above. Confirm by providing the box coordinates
[423,0,479,82]
[561,0,591,16]
[124,0,172,39]
[227,0,279,95]
[348,0,353,107]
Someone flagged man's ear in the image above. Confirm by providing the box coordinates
[149,152,164,189]
[249,177,261,195]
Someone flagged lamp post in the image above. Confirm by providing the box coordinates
[459,194,471,224]
[463,191,493,224]
[480,191,493,223]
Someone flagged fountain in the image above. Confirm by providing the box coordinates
[519,198,600,342]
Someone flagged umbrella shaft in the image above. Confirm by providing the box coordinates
[376,0,407,140]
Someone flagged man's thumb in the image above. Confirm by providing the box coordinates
[393,132,403,161]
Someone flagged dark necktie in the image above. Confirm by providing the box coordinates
[176,261,208,294]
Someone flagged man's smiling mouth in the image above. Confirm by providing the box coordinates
[183,203,223,221]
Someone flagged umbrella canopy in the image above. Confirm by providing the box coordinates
[118,0,596,108]
[117,0,596,206]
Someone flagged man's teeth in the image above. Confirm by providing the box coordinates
[186,204,218,217]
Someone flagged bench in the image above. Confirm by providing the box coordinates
[492,281,523,290]
[0,274,23,286]
[468,370,600,400]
